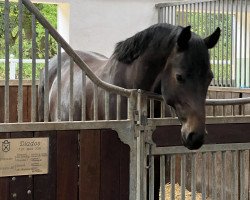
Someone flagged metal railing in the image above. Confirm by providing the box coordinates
[0,54,45,79]
[156,0,250,88]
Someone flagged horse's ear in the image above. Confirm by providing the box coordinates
[177,26,191,49]
[204,27,221,49]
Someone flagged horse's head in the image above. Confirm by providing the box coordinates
[161,26,220,150]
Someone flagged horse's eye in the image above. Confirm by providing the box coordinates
[176,74,185,83]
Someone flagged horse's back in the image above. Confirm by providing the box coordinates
[38,50,108,122]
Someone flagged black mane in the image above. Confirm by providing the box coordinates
[114,23,178,64]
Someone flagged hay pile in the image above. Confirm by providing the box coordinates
[159,183,211,200]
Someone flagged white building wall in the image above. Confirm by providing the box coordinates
[33,0,167,57]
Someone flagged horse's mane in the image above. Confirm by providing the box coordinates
[114,23,177,64]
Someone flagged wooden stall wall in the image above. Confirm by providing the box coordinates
[0,82,130,200]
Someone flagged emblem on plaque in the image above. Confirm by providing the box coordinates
[2,140,10,152]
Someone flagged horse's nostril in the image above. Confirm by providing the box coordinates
[185,132,204,150]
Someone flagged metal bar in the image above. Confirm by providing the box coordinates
[221,0,225,86]
[230,0,234,86]
[240,150,245,200]
[244,0,247,87]
[211,152,217,200]
[201,2,204,37]
[171,6,173,24]
[221,151,226,200]
[181,4,184,25]
[217,0,220,86]
[93,84,98,121]
[173,6,177,25]
[152,143,250,155]
[155,0,215,8]
[116,94,121,120]
[69,57,74,121]
[206,97,250,105]
[149,153,154,200]
[181,154,186,200]
[166,7,169,24]
[105,91,109,120]
[189,3,192,25]
[22,0,132,97]
[191,154,196,200]
[150,99,154,118]
[201,152,206,200]
[4,0,10,123]
[233,150,239,200]
[235,0,238,87]
[194,3,196,32]
[18,0,23,123]
[239,0,243,87]
[205,2,207,36]
[160,155,165,200]
[44,29,49,122]
[31,14,36,122]
[170,155,176,200]
[212,0,216,85]
[81,71,86,121]
[57,44,61,121]
[225,0,229,86]
[161,101,165,118]
[178,5,181,25]
[185,4,189,26]
[197,2,200,35]
[163,7,166,23]
[158,7,163,23]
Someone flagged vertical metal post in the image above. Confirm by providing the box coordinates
[212,0,216,85]
[181,154,186,200]
[233,150,239,199]
[235,0,238,87]
[161,101,165,118]
[149,99,154,118]
[105,91,110,120]
[221,0,225,86]
[69,57,74,121]
[239,0,243,87]
[212,152,217,200]
[4,0,10,123]
[44,29,49,122]
[240,150,245,200]
[243,0,247,87]
[81,71,86,121]
[170,155,176,200]
[57,44,61,121]
[116,94,121,120]
[191,154,196,200]
[225,0,229,86]
[221,151,226,200]
[217,0,220,86]
[18,0,23,123]
[201,152,206,200]
[31,14,37,122]
[149,148,154,200]
[160,155,166,200]
[231,0,234,86]
[93,84,98,121]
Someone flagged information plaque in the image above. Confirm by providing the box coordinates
[0,138,49,177]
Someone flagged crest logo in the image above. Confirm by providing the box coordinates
[2,140,10,152]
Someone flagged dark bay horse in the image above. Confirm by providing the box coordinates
[38,23,220,199]
[39,23,220,150]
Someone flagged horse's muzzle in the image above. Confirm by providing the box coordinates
[181,131,205,150]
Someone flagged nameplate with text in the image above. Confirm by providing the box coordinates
[0,138,49,177]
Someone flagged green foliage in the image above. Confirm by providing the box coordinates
[0,2,57,79]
